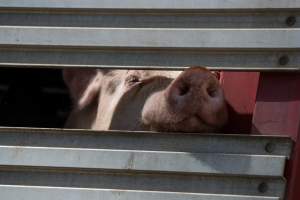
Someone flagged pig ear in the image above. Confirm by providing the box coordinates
[63,69,101,110]
[211,71,221,80]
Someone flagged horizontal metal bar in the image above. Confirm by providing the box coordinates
[0,64,298,72]
[1,63,300,72]
[0,145,286,176]
[0,127,293,157]
[0,0,299,10]
[0,12,299,28]
[0,185,280,200]
[0,50,299,71]
[0,170,285,197]
[0,27,299,49]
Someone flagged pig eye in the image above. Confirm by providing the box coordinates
[126,75,140,85]
[178,84,190,96]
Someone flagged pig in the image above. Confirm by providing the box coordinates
[63,67,228,132]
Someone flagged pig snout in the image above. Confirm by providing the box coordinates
[166,68,214,114]
[166,68,224,123]
[142,67,228,132]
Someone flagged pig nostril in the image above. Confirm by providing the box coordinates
[207,87,217,97]
[178,84,190,96]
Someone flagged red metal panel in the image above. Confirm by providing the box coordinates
[251,73,300,200]
[220,72,259,133]
[252,73,300,136]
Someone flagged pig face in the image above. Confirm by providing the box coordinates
[63,67,228,132]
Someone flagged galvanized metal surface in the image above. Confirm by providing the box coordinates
[0,0,299,10]
[0,1,298,71]
[1,12,298,28]
[0,50,299,71]
[0,127,292,156]
[0,27,299,49]
[0,145,287,176]
[0,27,299,70]
[0,127,292,199]
[0,170,285,197]
[0,185,280,200]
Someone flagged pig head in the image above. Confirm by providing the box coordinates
[63,67,228,132]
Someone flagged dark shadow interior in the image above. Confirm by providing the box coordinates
[0,67,70,128]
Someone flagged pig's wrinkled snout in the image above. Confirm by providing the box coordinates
[142,67,228,132]
[166,68,215,116]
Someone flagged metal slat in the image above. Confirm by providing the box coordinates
[0,0,299,10]
[0,12,299,28]
[0,128,293,157]
[0,27,298,49]
[0,145,286,176]
[1,50,299,71]
[0,128,291,199]
[0,170,285,197]
[0,185,280,200]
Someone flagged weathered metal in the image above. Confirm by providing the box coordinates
[0,27,299,49]
[0,0,298,199]
[1,13,298,29]
[0,0,299,10]
[0,127,292,199]
[0,1,299,71]
[0,185,281,200]
[0,128,292,156]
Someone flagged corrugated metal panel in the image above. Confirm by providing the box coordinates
[0,128,292,199]
[0,1,295,199]
[0,1,298,71]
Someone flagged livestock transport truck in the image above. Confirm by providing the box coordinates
[0,1,299,200]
